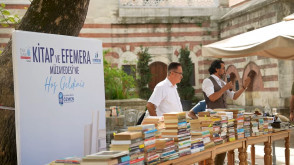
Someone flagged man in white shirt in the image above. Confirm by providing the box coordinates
[202,59,251,165]
[146,62,183,116]
[203,60,251,109]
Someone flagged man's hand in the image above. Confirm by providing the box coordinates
[224,81,233,91]
[243,77,251,89]
[233,77,251,100]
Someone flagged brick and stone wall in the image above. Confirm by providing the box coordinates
[218,0,294,108]
[1,0,293,109]
[0,0,227,106]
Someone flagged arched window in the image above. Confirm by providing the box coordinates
[226,65,241,91]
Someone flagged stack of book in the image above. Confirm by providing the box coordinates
[110,132,145,165]
[215,111,234,142]
[258,117,264,135]
[211,116,224,145]
[50,157,81,165]
[227,117,235,142]
[197,113,214,149]
[218,112,229,142]
[128,124,159,165]
[203,130,214,150]
[234,113,245,140]
[223,110,242,141]
[81,151,129,165]
[199,112,213,134]
[155,138,178,162]
[244,113,253,137]
[142,116,165,138]
[174,136,191,157]
[262,117,269,134]
[162,112,191,158]
[189,120,205,153]
[250,120,259,136]
[190,136,205,153]
[198,112,210,120]
[201,125,214,149]
[189,119,201,137]
[264,117,274,133]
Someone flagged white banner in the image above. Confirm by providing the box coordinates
[12,30,106,165]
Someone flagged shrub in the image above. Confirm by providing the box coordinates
[136,47,152,100]
[103,50,136,99]
[177,47,194,100]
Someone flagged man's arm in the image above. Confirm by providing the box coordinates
[233,77,251,100]
[208,82,233,102]
[232,86,246,100]
[146,102,157,116]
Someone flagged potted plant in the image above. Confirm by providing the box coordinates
[178,47,195,111]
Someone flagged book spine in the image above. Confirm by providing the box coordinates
[144,129,157,134]
[118,161,130,165]
[130,157,144,164]
[120,155,131,162]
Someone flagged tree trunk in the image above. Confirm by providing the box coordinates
[0,108,16,165]
[0,0,90,164]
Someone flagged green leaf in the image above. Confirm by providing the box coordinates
[1,23,8,27]
[2,10,10,15]
[1,3,5,8]
[8,16,15,23]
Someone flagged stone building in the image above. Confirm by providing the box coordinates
[1,0,294,109]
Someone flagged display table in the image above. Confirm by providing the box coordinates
[246,130,291,165]
[158,130,290,165]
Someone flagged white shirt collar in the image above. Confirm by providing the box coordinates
[165,78,177,88]
[211,74,221,82]
[211,74,226,87]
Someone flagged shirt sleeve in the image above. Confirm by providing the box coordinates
[226,90,235,99]
[202,78,214,97]
[291,82,294,95]
[148,85,166,107]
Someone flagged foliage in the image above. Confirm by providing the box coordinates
[136,47,152,100]
[0,3,21,54]
[0,3,20,27]
[103,50,137,99]
[177,47,195,100]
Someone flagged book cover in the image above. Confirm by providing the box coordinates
[114,132,142,140]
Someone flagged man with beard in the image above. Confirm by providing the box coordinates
[202,60,251,165]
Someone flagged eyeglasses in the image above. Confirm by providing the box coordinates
[172,71,183,75]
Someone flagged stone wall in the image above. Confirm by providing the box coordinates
[218,0,294,108]
[1,0,294,108]
[220,0,294,39]
[105,98,147,144]
[0,0,227,105]
[106,98,147,112]
[84,0,225,99]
